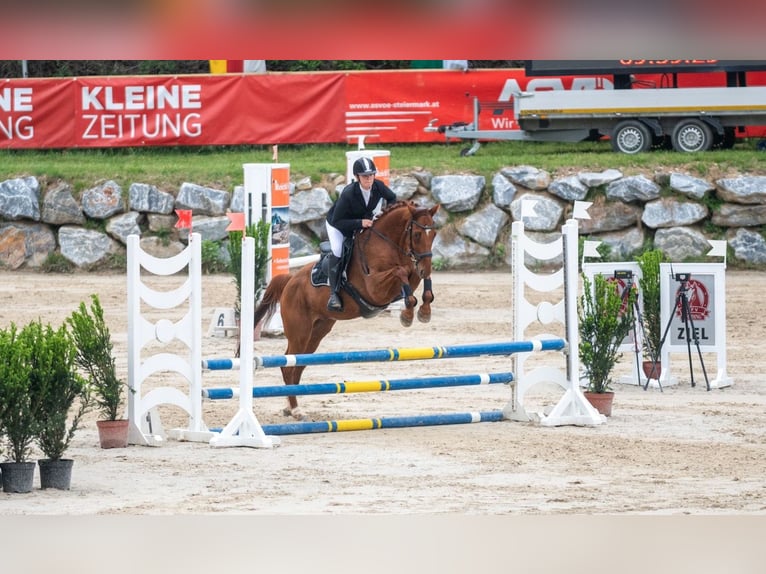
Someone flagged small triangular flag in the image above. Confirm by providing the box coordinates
[175,209,192,229]
[583,240,602,258]
[226,212,245,232]
[573,201,592,220]
[707,239,727,257]
[521,199,538,218]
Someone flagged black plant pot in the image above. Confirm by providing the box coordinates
[0,461,36,493]
[38,458,74,490]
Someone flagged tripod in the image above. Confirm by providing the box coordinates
[615,271,661,391]
[651,272,710,391]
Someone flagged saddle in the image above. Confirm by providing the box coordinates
[310,239,351,288]
[310,238,400,318]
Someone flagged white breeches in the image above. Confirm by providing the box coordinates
[325,221,345,257]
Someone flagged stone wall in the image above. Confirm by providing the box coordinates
[1,166,766,271]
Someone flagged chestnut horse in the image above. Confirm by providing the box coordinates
[251,200,440,419]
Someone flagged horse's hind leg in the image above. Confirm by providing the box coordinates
[280,316,336,420]
[280,366,307,419]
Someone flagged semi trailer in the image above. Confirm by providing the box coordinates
[426,60,766,155]
[426,85,766,155]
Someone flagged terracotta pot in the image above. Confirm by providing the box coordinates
[642,360,662,380]
[96,419,129,449]
[584,391,614,417]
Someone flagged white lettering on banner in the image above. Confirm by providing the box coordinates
[0,87,33,112]
[0,116,34,140]
[348,100,440,111]
[497,76,613,101]
[81,113,202,139]
[490,117,515,129]
[81,85,202,111]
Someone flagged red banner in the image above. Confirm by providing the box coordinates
[0,79,74,148]
[2,69,766,149]
[241,73,345,144]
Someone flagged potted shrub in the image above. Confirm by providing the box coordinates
[0,323,37,493]
[637,248,666,380]
[67,294,129,449]
[227,220,271,342]
[227,220,271,316]
[578,273,637,416]
[26,319,91,489]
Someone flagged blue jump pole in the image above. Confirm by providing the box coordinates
[202,339,565,371]
[212,410,505,435]
[202,372,514,400]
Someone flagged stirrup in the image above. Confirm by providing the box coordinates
[327,293,343,312]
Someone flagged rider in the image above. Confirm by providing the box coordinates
[325,156,397,312]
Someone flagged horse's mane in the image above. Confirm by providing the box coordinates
[379,200,413,215]
[374,200,429,224]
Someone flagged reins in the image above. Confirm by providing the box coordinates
[356,203,435,275]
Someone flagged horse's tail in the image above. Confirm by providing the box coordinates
[254,273,292,326]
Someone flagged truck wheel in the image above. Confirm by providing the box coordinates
[671,120,713,152]
[611,120,651,154]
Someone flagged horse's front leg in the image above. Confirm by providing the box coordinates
[417,277,434,324]
[399,282,418,327]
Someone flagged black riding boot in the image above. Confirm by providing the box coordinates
[327,254,344,312]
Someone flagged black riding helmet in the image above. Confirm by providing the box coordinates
[352,157,377,177]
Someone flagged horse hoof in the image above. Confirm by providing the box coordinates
[282,408,293,417]
[399,314,413,328]
[417,312,431,324]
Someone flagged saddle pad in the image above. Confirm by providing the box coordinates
[310,256,330,287]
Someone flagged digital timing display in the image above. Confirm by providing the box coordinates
[525,60,766,76]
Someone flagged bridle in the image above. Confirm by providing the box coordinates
[357,208,435,274]
[403,217,436,263]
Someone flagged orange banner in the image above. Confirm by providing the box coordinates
[270,165,290,278]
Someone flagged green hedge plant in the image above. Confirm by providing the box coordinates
[0,324,36,463]
[67,294,127,422]
[637,249,666,363]
[227,220,271,315]
[26,319,91,461]
[578,273,637,394]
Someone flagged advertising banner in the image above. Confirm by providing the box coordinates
[73,75,241,147]
[0,79,74,148]
[269,164,291,280]
[240,72,345,144]
[3,69,766,149]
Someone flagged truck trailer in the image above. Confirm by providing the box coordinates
[426,85,766,155]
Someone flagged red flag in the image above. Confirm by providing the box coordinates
[226,212,245,232]
[175,209,193,229]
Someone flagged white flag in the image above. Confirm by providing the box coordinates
[573,200,592,220]
[583,240,602,258]
[521,199,538,218]
[707,239,727,257]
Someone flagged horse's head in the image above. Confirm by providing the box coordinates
[368,201,440,279]
[405,202,440,279]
